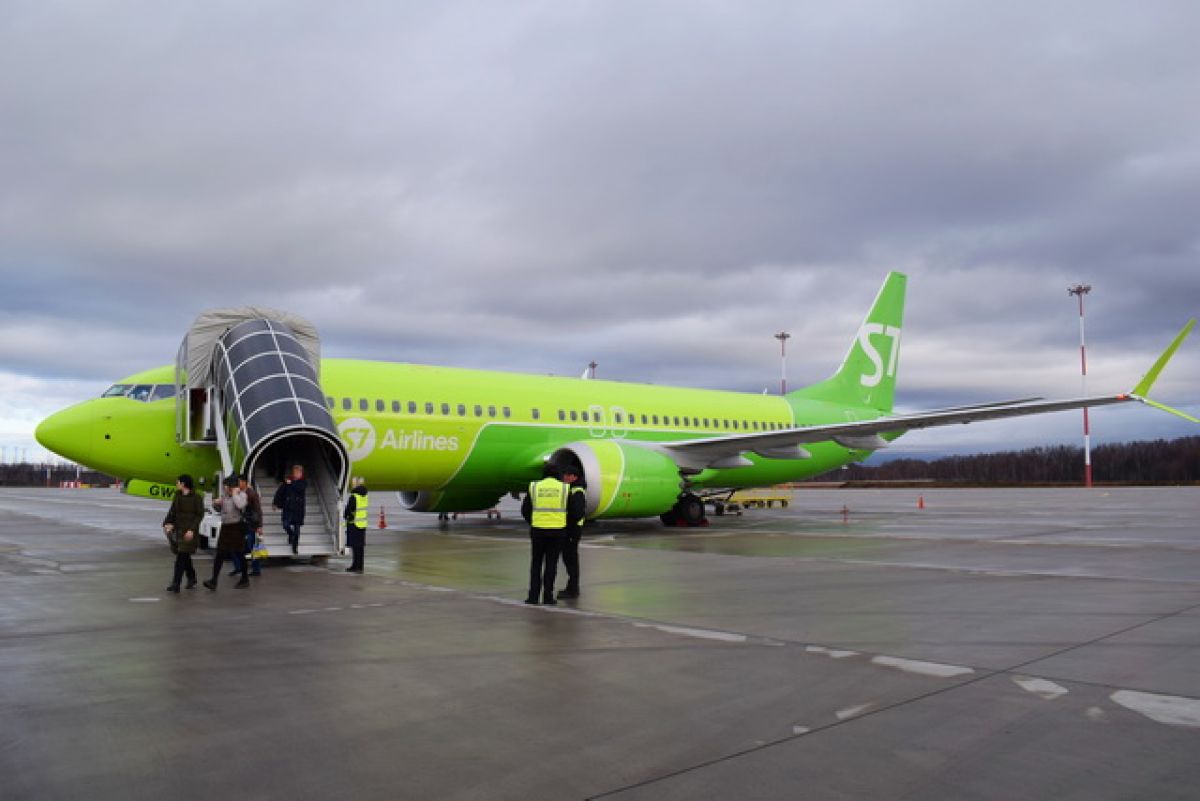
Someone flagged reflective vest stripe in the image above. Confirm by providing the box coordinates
[529,479,569,529]
[571,486,586,526]
[353,493,369,528]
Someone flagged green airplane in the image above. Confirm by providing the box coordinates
[35,272,1196,543]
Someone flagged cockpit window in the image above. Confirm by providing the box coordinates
[101,383,175,402]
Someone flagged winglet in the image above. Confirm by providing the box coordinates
[1132,319,1194,397]
[1127,319,1198,423]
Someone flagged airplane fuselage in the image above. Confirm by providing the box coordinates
[43,358,879,502]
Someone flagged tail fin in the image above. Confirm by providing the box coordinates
[793,271,907,412]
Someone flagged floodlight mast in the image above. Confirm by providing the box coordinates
[774,331,791,394]
[1068,284,1093,487]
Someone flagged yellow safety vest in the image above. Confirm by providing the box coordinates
[352,492,369,529]
[529,478,569,530]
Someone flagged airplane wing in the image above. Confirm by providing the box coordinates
[652,320,1198,473]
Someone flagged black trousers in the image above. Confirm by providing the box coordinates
[560,531,581,591]
[210,547,247,583]
[283,522,302,548]
[528,531,563,602]
[347,525,365,570]
[171,552,196,587]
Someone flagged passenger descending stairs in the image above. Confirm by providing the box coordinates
[252,466,343,559]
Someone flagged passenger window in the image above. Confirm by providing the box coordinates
[641,414,648,424]
[615,412,623,423]
[392,401,401,413]
[457,403,466,416]
[326,396,335,409]
[503,407,511,419]
[474,404,483,417]
[569,410,578,422]
[376,400,385,412]
[673,416,680,426]
[359,399,368,412]
[652,415,659,425]
[532,409,540,420]
[342,398,352,411]
[424,402,434,414]
[408,401,417,414]
[441,402,450,415]
[558,410,565,421]
[580,411,589,422]
[488,405,496,418]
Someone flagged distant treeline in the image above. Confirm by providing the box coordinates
[0,463,115,487]
[814,436,1200,485]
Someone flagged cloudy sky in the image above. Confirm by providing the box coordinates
[2,0,1198,463]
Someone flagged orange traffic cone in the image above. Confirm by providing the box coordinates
[917,495,925,510]
[378,506,387,529]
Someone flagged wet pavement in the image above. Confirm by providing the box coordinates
[1,486,1198,800]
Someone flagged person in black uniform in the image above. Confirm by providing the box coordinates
[557,473,587,599]
[343,477,369,573]
[521,465,585,605]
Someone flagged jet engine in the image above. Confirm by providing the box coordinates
[550,440,684,518]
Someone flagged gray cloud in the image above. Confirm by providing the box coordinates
[2,0,1198,459]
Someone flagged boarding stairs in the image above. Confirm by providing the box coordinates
[252,459,344,559]
[178,309,349,558]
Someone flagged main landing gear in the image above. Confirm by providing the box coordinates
[660,493,707,528]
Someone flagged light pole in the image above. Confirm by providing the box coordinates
[1068,284,1093,487]
[774,331,791,394]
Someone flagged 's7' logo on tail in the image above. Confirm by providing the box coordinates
[858,324,902,387]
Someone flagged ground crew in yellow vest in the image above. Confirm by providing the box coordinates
[557,474,588,600]
[344,477,369,574]
[520,465,586,605]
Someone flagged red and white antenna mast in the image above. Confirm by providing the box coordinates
[1068,284,1093,487]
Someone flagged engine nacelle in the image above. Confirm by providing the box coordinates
[551,441,683,519]
[399,489,503,514]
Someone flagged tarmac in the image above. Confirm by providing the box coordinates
[1,486,1198,800]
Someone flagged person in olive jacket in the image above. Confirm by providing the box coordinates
[162,474,205,592]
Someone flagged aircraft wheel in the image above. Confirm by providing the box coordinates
[676,495,705,527]
[713,502,726,516]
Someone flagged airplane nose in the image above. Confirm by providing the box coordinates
[35,404,94,465]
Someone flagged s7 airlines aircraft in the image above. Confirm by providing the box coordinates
[35,273,1197,547]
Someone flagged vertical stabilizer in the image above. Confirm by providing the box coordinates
[793,272,906,412]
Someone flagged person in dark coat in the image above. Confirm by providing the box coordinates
[238,474,264,577]
[204,475,249,590]
[162,474,204,592]
[557,473,588,599]
[343,477,369,573]
[274,464,307,555]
